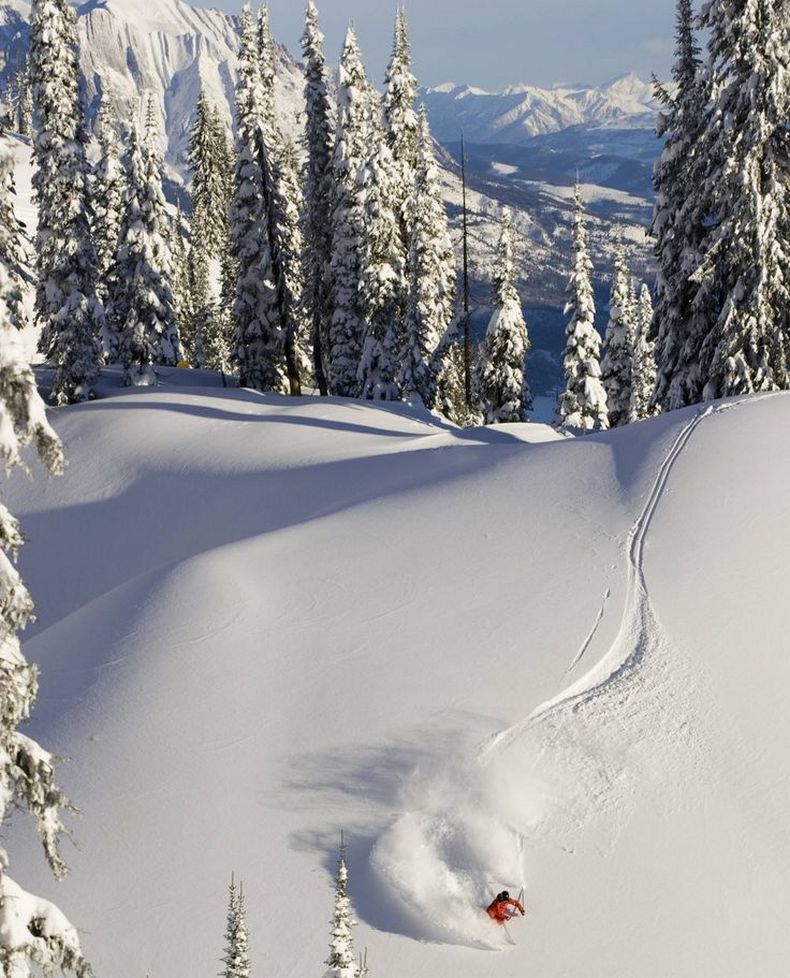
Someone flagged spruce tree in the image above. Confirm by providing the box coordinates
[211,104,238,366]
[301,0,334,395]
[233,884,251,978]
[221,875,250,978]
[327,26,373,397]
[187,236,212,369]
[187,90,233,371]
[693,0,790,398]
[230,6,285,392]
[383,8,420,208]
[30,0,102,404]
[171,203,196,360]
[477,208,532,424]
[560,184,608,430]
[600,237,634,427]
[435,325,477,427]
[383,8,420,327]
[651,0,708,411]
[14,64,32,138]
[189,90,230,256]
[629,282,658,422]
[0,88,12,131]
[399,109,455,407]
[257,4,276,119]
[0,133,26,331]
[255,9,305,395]
[110,108,180,385]
[0,136,89,978]
[93,99,125,320]
[273,137,312,385]
[326,839,359,978]
[357,113,404,402]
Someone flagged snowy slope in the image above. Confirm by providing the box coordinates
[423,73,658,144]
[6,384,790,977]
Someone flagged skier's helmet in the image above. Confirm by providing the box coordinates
[501,891,509,900]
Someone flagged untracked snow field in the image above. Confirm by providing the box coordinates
[6,384,790,977]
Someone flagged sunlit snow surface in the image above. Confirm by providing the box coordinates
[6,380,790,977]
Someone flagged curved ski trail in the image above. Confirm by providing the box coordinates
[478,405,714,763]
[370,398,771,946]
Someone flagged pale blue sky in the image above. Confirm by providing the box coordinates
[194,0,676,90]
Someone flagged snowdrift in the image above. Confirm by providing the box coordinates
[5,385,790,977]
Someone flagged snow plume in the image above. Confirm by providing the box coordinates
[369,742,546,948]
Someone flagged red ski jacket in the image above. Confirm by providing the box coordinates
[486,895,524,923]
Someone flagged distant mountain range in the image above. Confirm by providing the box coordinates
[422,73,659,144]
[1,1,659,164]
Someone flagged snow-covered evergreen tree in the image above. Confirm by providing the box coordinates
[693,0,790,398]
[109,107,180,385]
[233,884,251,978]
[651,0,709,411]
[560,184,608,430]
[0,133,26,331]
[270,136,310,390]
[477,208,532,423]
[435,325,477,427]
[0,89,12,131]
[187,90,233,371]
[255,12,305,395]
[0,135,89,978]
[211,103,237,358]
[257,4,276,119]
[187,238,212,369]
[215,122,236,374]
[13,65,32,138]
[220,875,250,978]
[325,840,360,978]
[383,8,420,209]
[230,5,285,392]
[189,90,230,257]
[629,282,658,422]
[301,0,334,395]
[382,8,420,326]
[171,202,195,357]
[30,0,102,404]
[357,113,404,401]
[399,109,455,407]
[600,237,633,427]
[93,98,125,319]
[327,27,373,397]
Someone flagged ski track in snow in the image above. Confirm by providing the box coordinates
[371,396,770,948]
[488,392,780,751]
[479,403,714,755]
[564,587,611,676]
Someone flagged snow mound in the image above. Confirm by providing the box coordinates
[5,384,790,977]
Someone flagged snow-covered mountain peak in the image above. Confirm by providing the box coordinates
[422,72,658,144]
[0,0,304,174]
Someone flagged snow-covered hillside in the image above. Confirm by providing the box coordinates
[423,73,658,144]
[7,382,790,977]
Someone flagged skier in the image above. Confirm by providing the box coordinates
[486,890,525,924]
